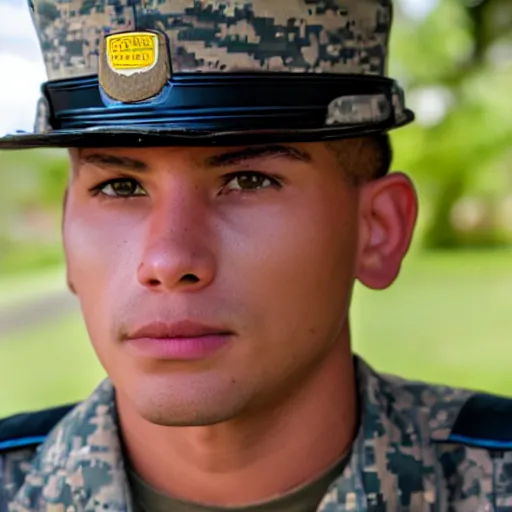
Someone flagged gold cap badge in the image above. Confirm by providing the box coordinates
[99,31,171,103]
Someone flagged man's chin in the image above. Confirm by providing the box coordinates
[118,374,249,427]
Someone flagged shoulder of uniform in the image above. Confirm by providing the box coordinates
[384,370,512,450]
[0,403,77,453]
[432,392,512,450]
[358,357,512,451]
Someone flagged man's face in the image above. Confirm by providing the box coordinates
[64,141,413,426]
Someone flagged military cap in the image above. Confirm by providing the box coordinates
[0,0,414,149]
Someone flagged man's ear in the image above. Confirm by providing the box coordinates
[355,172,418,290]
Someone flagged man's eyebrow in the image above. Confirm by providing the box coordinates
[75,145,311,175]
[79,153,149,172]
[204,145,312,167]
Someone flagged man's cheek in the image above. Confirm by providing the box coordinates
[64,223,110,299]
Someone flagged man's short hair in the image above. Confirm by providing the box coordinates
[326,134,392,185]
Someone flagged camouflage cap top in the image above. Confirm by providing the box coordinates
[0,0,414,149]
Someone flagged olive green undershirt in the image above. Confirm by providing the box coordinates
[128,450,350,512]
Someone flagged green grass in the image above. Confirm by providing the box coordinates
[0,265,68,309]
[352,249,512,396]
[0,312,105,417]
[1,249,512,418]
[0,244,64,276]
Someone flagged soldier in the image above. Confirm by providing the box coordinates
[1,0,512,511]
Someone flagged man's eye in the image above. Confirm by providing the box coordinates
[97,179,146,198]
[223,172,279,193]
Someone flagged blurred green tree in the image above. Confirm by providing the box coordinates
[390,0,512,249]
[0,150,67,273]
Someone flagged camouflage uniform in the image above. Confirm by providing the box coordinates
[2,1,512,511]
[2,357,512,511]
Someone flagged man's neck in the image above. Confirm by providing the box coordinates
[117,332,358,506]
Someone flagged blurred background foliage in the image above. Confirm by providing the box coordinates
[0,0,512,416]
[391,0,512,249]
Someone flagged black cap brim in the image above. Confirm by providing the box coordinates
[0,117,414,150]
[0,74,414,150]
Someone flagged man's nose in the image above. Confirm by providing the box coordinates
[136,186,216,293]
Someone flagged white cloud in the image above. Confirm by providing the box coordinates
[0,53,47,136]
[397,0,439,20]
[0,1,35,38]
[0,0,47,136]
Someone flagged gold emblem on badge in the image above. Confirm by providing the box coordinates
[106,32,158,75]
[99,30,171,103]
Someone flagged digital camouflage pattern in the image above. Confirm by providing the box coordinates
[3,356,512,511]
[0,449,36,510]
[30,0,392,81]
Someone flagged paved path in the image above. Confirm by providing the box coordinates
[0,291,79,337]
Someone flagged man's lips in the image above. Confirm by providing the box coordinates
[124,320,234,361]
[127,320,233,339]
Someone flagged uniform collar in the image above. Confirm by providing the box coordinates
[10,357,469,511]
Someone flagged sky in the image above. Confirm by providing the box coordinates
[0,0,438,136]
[0,0,47,136]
